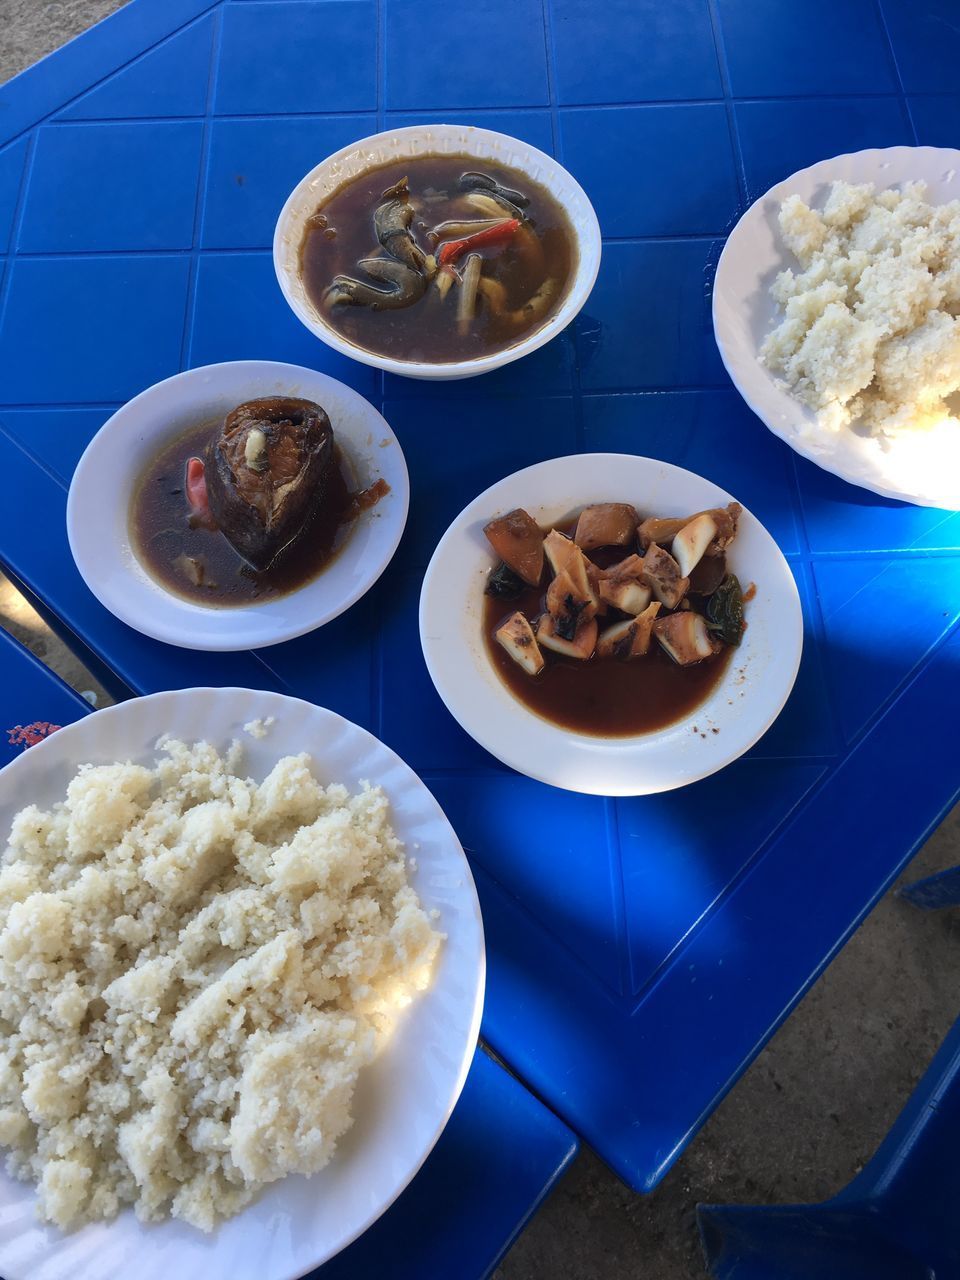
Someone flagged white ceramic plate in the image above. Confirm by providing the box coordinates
[420,454,802,797]
[0,687,484,1280]
[273,124,601,381]
[66,361,409,650]
[714,146,960,510]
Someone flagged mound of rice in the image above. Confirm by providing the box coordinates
[0,738,441,1231]
[761,179,960,435]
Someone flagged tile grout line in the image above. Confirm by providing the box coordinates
[466,852,628,1007]
[627,761,833,1020]
[704,0,748,210]
[873,0,919,143]
[0,6,220,151]
[367,0,388,735]
[544,0,612,992]
[361,754,850,780]
[9,231,733,260]
[38,109,377,128]
[378,0,389,419]
[604,796,633,1000]
[0,132,37,351]
[816,586,960,755]
[375,0,385,133]
[52,8,217,120]
[0,419,70,493]
[538,0,562,160]
[0,401,123,411]
[177,6,224,370]
[12,92,939,144]
[788,452,845,756]
[539,0,587,445]
[785,389,844,761]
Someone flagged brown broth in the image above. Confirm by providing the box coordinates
[299,154,575,363]
[483,524,733,737]
[130,421,357,607]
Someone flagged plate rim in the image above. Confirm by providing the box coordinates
[713,144,960,511]
[65,360,411,650]
[272,123,602,381]
[0,687,485,1280]
[419,452,803,796]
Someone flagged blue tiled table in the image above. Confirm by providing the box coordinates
[0,0,959,1202]
[0,626,578,1278]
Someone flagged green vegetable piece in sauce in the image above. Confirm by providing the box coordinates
[706,573,744,647]
[485,561,526,600]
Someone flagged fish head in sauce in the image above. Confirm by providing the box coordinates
[130,404,389,608]
[205,397,334,571]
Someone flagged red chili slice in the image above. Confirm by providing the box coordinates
[436,218,521,267]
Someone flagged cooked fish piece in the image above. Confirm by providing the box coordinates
[326,255,427,310]
[653,612,720,665]
[637,503,741,555]
[546,567,597,640]
[484,509,544,586]
[205,397,334,571]
[374,186,427,271]
[642,543,690,609]
[597,601,661,659]
[574,503,639,550]
[496,611,544,675]
[537,613,598,660]
[673,512,718,578]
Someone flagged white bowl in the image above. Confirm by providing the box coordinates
[273,124,601,381]
[419,454,802,797]
[67,361,409,651]
[714,145,960,510]
[0,687,485,1280]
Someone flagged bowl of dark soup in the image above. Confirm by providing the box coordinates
[419,454,802,796]
[67,361,409,651]
[274,125,601,380]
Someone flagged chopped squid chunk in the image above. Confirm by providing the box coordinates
[496,611,544,675]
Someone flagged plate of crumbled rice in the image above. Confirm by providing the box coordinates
[714,146,960,510]
[0,688,484,1280]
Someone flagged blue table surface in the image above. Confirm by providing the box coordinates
[0,625,578,1279]
[1,0,959,1195]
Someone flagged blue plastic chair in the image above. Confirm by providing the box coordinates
[898,865,960,910]
[697,1012,960,1280]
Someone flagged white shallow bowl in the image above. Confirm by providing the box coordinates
[273,124,602,381]
[420,454,802,797]
[0,687,484,1280]
[714,145,960,510]
[66,361,409,650]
